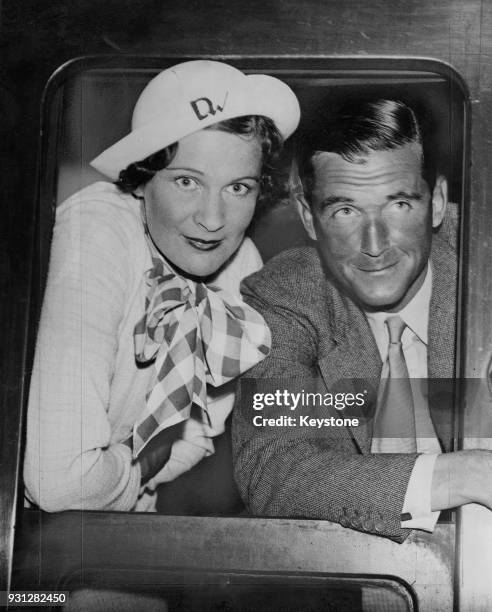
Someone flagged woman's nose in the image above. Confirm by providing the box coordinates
[360,217,390,256]
[193,191,226,232]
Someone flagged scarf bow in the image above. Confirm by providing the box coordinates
[132,250,270,458]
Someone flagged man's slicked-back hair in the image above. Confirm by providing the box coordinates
[297,98,431,202]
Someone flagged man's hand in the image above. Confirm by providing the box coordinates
[431,449,492,511]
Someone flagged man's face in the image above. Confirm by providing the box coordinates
[298,143,447,311]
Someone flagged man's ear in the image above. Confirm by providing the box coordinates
[295,193,317,241]
[289,161,318,241]
[431,175,448,228]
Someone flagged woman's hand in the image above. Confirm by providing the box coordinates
[133,422,184,484]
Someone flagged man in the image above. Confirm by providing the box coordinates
[233,98,492,542]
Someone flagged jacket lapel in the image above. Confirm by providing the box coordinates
[317,287,382,454]
[428,228,458,451]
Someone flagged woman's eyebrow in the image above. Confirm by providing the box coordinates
[164,168,260,182]
[234,175,260,182]
[165,166,205,175]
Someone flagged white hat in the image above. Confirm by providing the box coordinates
[90,60,300,180]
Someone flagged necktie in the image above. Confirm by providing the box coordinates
[131,236,271,459]
[371,316,417,453]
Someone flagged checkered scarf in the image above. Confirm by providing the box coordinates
[132,238,271,458]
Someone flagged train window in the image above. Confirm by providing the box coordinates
[20,57,468,610]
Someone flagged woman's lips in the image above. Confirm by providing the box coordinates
[184,235,223,251]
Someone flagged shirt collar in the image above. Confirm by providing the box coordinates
[365,263,432,346]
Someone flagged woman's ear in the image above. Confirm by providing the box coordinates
[431,175,448,228]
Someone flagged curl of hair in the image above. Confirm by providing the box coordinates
[115,143,178,193]
[114,116,287,221]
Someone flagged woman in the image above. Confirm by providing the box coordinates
[24,60,300,513]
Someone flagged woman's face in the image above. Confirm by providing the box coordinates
[143,129,262,277]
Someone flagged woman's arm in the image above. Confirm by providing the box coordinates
[24,185,144,511]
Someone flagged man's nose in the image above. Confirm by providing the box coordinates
[360,217,390,256]
[193,190,226,232]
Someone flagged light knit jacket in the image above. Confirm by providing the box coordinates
[24,182,262,512]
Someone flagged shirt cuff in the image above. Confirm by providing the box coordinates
[401,453,440,531]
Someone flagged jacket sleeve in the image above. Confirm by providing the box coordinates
[233,269,418,543]
[24,190,142,511]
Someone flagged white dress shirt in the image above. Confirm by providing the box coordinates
[365,264,441,532]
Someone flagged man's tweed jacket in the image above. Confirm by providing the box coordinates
[233,213,458,542]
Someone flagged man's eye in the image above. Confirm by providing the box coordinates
[333,207,355,218]
[175,177,198,190]
[393,200,411,210]
[225,183,251,196]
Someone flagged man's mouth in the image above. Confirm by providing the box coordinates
[184,236,223,251]
[356,258,399,273]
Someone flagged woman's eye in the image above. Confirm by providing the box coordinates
[225,183,251,196]
[175,177,198,190]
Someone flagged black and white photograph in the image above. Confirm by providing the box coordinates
[1,2,492,611]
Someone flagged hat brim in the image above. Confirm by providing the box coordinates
[90,74,300,181]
